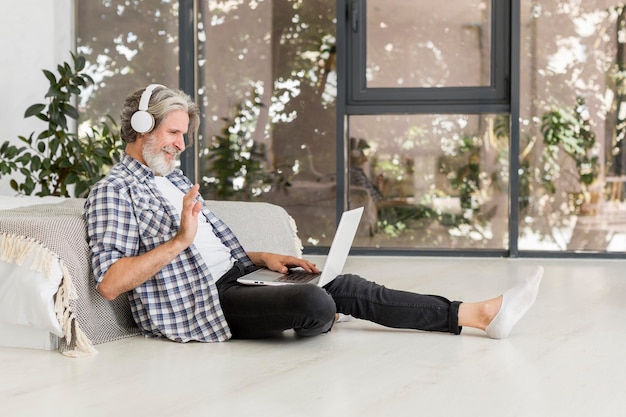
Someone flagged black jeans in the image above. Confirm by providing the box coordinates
[216,263,462,339]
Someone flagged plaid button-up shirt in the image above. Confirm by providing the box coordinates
[84,153,253,342]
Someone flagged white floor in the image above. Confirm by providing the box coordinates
[2,255,626,417]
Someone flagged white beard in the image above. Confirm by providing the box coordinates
[142,137,180,176]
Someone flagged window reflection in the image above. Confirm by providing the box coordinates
[349,114,510,250]
[519,1,626,253]
[198,0,338,246]
[75,0,626,254]
[366,0,492,88]
[76,1,179,123]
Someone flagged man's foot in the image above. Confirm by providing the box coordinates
[485,266,544,339]
[335,313,354,323]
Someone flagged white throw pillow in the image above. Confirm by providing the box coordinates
[0,247,64,337]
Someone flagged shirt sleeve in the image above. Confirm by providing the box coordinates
[84,181,141,286]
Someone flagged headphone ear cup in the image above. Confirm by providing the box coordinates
[131,110,155,133]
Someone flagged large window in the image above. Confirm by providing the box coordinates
[76,1,180,125]
[76,0,341,247]
[196,0,339,246]
[347,0,510,112]
[517,0,626,254]
[75,0,626,256]
[343,0,511,253]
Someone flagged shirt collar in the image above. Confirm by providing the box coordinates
[120,152,154,183]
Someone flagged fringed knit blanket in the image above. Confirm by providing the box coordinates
[0,199,139,357]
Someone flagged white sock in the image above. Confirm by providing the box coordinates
[335,313,354,323]
[485,266,544,339]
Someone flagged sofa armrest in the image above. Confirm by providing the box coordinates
[205,200,303,257]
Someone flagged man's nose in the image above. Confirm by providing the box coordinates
[175,134,186,151]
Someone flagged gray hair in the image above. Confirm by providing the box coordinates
[120,85,200,144]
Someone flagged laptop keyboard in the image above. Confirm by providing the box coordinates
[276,270,321,283]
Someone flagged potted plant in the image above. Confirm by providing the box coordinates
[0,53,122,197]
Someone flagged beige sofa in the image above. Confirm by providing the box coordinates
[0,197,302,357]
[265,180,378,246]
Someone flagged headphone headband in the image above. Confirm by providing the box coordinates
[138,84,165,111]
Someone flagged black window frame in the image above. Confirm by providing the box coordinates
[346,0,511,115]
[337,0,515,257]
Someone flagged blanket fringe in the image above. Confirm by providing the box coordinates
[0,232,33,265]
[0,233,96,357]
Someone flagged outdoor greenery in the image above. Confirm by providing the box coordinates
[540,97,599,195]
[67,0,626,251]
[202,90,268,199]
[0,53,122,197]
[446,136,481,211]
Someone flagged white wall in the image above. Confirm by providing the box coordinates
[0,0,73,195]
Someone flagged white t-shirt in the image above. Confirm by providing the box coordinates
[154,176,235,279]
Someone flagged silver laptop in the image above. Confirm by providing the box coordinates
[237,206,364,287]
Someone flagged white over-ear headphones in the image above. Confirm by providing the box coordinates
[130,84,165,133]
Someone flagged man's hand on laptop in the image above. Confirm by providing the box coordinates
[247,252,320,274]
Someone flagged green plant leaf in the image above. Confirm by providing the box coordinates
[24,104,46,118]
[43,70,56,85]
[75,54,86,71]
[64,103,80,120]
[38,129,54,140]
[16,154,32,165]
[30,156,42,172]
[66,172,78,184]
